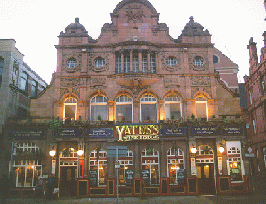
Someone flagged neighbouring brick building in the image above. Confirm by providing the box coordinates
[3,0,251,198]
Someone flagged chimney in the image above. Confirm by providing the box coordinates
[247,37,258,75]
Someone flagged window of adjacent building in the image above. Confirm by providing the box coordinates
[0,57,3,86]
[67,58,77,68]
[118,150,133,186]
[64,97,77,122]
[124,54,130,73]
[140,95,157,122]
[132,53,139,72]
[253,119,256,134]
[195,97,208,120]
[90,96,107,121]
[167,148,184,185]
[193,56,204,66]
[165,95,182,120]
[89,149,107,186]
[261,77,265,94]
[116,54,122,73]
[12,61,19,86]
[166,57,177,67]
[94,57,105,68]
[213,55,219,64]
[142,148,160,185]
[228,147,242,181]
[249,90,253,105]
[31,80,38,98]
[12,142,42,187]
[21,71,28,92]
[115,95,133,122]
[263,147,266,168]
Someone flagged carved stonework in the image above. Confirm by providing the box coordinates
[61,78,85,88]
[203,87,212,98]
[126,5,144,23]
[191,87,200,98]
[60,88,80,99]
[90,77,107,87]
[191,76,210,86]
[160,52,181,72]
[164,76,179,87]
[62,54,81,72]
[188,53,209,71]
[88,53,109,72]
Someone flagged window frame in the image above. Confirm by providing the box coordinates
[193,56,204,67]
[67,58,78,69]
[195,97,208,120]
[164,96,182,120]
[64,97,77,122]
[90,96,108,121]
[115,95,133,123]
[140,95,158,123]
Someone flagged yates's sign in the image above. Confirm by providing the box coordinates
[116,124,159,141]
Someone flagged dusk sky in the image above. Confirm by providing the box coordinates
[0,0,265,83]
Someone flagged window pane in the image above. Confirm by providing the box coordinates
[91,105,107,121]
[116,104,132,122]
[196,103,207,119]
[65,105,76,120]
[141,104,157,122]
[165,103,181,120]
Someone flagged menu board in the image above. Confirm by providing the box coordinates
[141,169,150,185]
[89,170,97,187]
[125,169,134,186]
[177,169,186,186]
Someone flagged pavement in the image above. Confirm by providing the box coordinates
[4,194,266,204]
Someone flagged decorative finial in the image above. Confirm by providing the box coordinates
[75,17,79,23]
[189,16,194,22]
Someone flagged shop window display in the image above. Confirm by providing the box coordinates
[89,149,107,186]
[118,150,133,186]
[141,148,160,186]
[167,148,184,185]
[228,147,242,181]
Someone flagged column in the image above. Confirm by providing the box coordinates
[138,50,142,72]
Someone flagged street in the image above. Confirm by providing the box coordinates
[5,194,266,204]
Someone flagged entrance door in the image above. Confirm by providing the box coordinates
[196,164,215,194]
[60,167,77,197]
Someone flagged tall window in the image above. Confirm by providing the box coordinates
[167,148,184,185]
[142,54,148,73]
[21,71,28,92]
[140,95,157,122]
[90,96,107,121]
[195,96,208,120]
[115,95,133,122]
[142,148,160,185]
[12,61,19,86]
[118,150,133,186]
[116,54,122,73]
[89,149,107,186]
[124,54,130,73]
[249,91,253,105]
[31,80,38,97]
[0,57,3,86]
[228,147,242,181]
[12,142,42,187]
[150,53,156,73]
[165,95,182,120]
[261,77,265,94]
[132,53,139,72]
[64,97,77,122]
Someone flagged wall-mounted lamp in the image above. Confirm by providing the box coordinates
[191,146,197,154]
[77,149,84,156]
[219,145,225,154]
[77,142,84,156]
[49,146,56,157]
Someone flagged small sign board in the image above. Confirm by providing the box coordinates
[245,153,255,158]
[107,146,127,157]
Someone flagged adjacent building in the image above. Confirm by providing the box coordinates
[3,0,250,198]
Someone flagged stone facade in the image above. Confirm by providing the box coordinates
[3,0,250,198]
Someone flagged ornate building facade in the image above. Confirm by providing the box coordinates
[3,0,250,198]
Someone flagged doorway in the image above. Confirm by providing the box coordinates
[196,163,215,194]
[60,166,77,197]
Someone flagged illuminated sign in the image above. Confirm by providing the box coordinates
[115,124,159,141]
[10,129,45,138]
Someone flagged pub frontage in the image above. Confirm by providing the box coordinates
[1,0,252,198]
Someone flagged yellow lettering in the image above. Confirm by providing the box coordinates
[125,126,131,135]
[116,126,125,141]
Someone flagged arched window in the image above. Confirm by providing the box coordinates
[12,142,42,187]
[64,97,77,122]
[195,96,208,120]
[89,149,107,186]
[141,148,160,185]
[140,95,157,122]
[227,147,242,181]
[115,95,133,122]
[167,148,184,185]
[165,95,182,120]
[90,96,107,121]
[118,150,133,185]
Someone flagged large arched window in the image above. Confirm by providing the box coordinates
[90,96,107,121]
[141,148,160,185]
[89,149,107,186]
[115,95,133,122]
[195,96,208,120]
[64,97,77,122]
[167,148,184,185]
[165,95,182,120]
[140,95,157,123]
